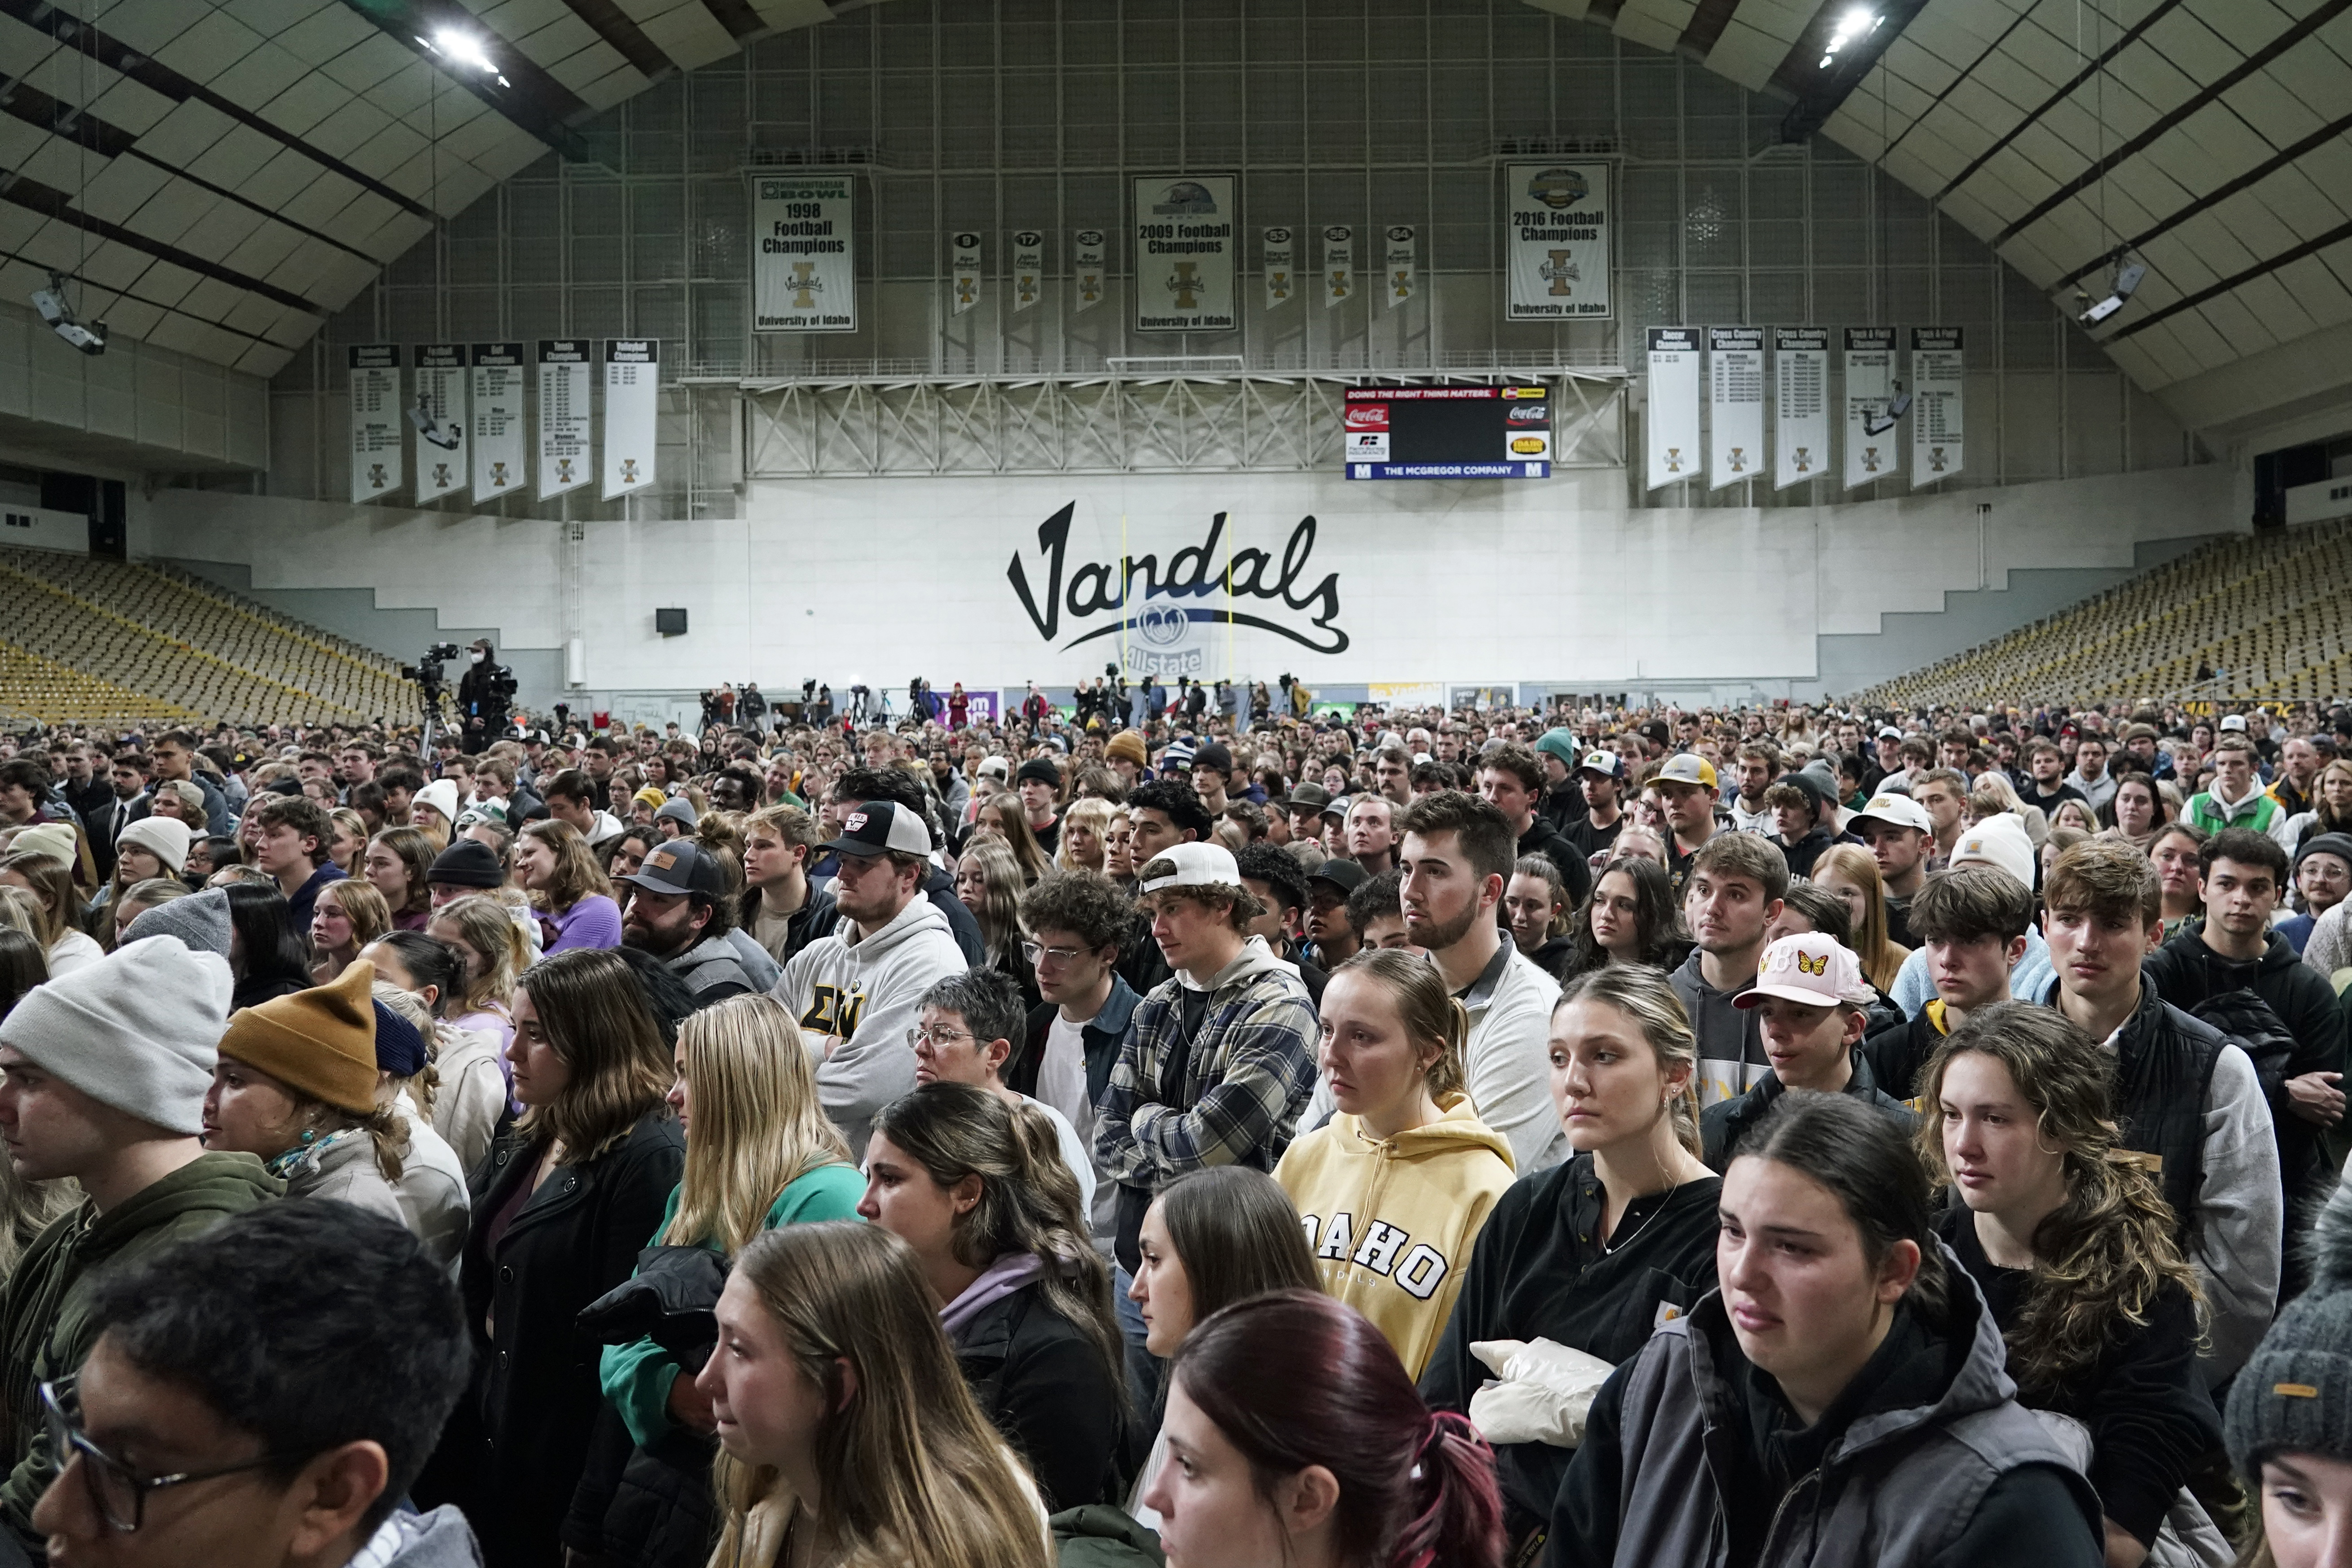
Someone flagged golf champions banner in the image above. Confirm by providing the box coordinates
[1383,225,1416,306]
[536,339,592,501]
[1322,225,1354,307]
[602,339,657,501]
[1133,175,1237,333]
[1911,327,1965,486]
[949,232,983,315]
[469,343,526,501]
[413,344,468,504]
[1645,328,1701,491]
[1843,328,1897,491]
[1505,162,1612,321]
[348,345,401,504]
[751,174,856,333]
[1012,230,1045,313]
[1773,328,1830,490]
[1072,230,1106,314]
[1707,327,1765,489]
[1263,227,1296,309]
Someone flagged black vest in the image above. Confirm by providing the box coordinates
[2110,983,2225,1251]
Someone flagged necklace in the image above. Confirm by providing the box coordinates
[1600,1174,1693,1255]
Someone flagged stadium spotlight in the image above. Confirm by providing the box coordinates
[421,28,511,87]
[29,272,106,356]
[1819,9,1880,66]
[2077,254,2146,327]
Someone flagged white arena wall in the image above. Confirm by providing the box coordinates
[144,460,2237,717]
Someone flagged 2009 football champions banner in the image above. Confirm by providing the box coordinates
[1133,175,1237,333]
[752,175,855,333]
[1506,162,1612,321]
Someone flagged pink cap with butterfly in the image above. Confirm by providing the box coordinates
[1735,932,1876,1010]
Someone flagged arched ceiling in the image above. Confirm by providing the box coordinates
[2,0,2346,438]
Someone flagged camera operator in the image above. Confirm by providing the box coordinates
[457,637,516,743]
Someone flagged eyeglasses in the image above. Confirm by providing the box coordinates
[905,1025,972,1050]
[1019,941,1091,968]
[41,1379,299,1533]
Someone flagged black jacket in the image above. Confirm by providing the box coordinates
[1862,1003,1950,1104]
[1699,1052,1915,1171]
[1519,821,1593,907]
[426,1112,686,1568]
[955,1279,1124,1513]
[924,864,988,966]
[1008,977,1143,1107]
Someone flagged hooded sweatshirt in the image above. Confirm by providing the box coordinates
[773,893,968,1158]
[1274,1093,1515,1378]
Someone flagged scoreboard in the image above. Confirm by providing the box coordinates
[1342,385,1551,480]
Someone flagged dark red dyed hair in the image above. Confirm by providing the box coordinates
[1171,1289,1503,1568]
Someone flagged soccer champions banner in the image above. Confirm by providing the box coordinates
[602,340,657,501]
[1263,227,1296,309]
[1012,230,1045,312]
[348,345,401,504]
[1384,225,1416,307]
[1773,328,1831,489]
[1911,327,1965,486]
[413,344,468,503]
[1645,328,1701,491]
[469,343,526,501]
[949,232,983,315]
[751,174,855,333]
[1321,225,1354,307]
[1133,175,1237,333]
[1072,229,1106,314]
[1843,328,1896,491]
[536,339,591,501]
[1505,162,1612,321]
[1707,327,1765,488]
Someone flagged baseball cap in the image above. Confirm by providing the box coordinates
[1322,793,1352,821]
[1574,750,1625,781]
[977,756,1010,781]
[1655,754,1718,790]
[619,839,730,899]
[821,800,931,858]
[1308,858,1367,895]
[1850,794,1932,833]
[1876,725,1905,740]
[1284,782,1332,812]
[1948,813,2036,891]
[1735,933,1876,1010]
[2218,713,2248,732]
[1137,841,1243,894]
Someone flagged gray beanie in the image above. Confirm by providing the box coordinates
[123,887,233,960]
[0,934,231,1134]
[2227,1175,2352,1477]
[654,795,700,828]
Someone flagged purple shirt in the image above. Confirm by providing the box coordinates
[543,893,623,954]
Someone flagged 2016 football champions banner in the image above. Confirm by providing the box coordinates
[752,174,856,333]
[1133,175,1237,333]
[1505,162,1612,321]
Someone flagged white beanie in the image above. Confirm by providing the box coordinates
[0,935,231,1134]
[1949,813,2037,893]
[116,815,192,875]
[411,778,460,827]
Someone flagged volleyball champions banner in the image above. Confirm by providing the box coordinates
[602,339,657,501]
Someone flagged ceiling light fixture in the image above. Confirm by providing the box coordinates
[2076,253,2145,327]
[1819,8,1882,67]
[30,270,106,355]
[421,28,510,87]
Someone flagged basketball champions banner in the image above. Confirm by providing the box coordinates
[1773,328,1830,490]
[1133,175,1237,333]
[1263,227,1296,309]
[1505,162,1612,321]
[536,339,592,501]
[413,344,468,503]
[1645,328,1701,491]
[1073,230,1106,314]
[348,345,401,504]
[751,174,856,333]
[1911,327,1965,486]
[469,343,526,501]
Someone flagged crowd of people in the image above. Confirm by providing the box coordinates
[0,684,2345,1568]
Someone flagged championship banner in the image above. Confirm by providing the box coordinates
[1505,162,1612,321]
[469,343,526,501]
[1645,328,1701,491]
[348,345,401,504]
[950,232,983,315]
[1263,227,1296,309]
[1384,225,1416,306]
[1911,327,1965,486]
[1072,229,1106,314]
[1773,328,1830,489]
[1843,328,1896,491]
[1707,327,1765,489]
[1321,225,1353,307]
[1133,175,1237,334]
[751,173,856,333]
[1012,230,1045,313]
[536,339,592,501]
[602,339,657,501]
[413,344,468,503]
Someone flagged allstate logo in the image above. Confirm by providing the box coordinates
[1138,601,1189,646]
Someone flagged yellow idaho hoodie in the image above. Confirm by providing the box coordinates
[1274,1092,1517,1379]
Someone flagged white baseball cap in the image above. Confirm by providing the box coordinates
[1850,793,1931,833]
[1137,841,1243,894]
[1736,933,1875,1010]
[1948,813,2036,891]
[2218,713,2248,732]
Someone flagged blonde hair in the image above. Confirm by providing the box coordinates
[318,878,392,953]
[1053,797,1114,874]
[956,840,1028,969]
[105,878,190,952]
[663,995,851,1255]
[371,981,444,1123]
[430,893,527,1019]
[0,854,72,948]
[1555,964,1704,1159]
[1812,842,1909,993]
[1329,948,1468,1100]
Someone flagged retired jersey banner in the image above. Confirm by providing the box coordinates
[1843,328,1897,491]
[1505,162,1612,321]
[536,339,592,501]
[1645,328,1701,491]
[1911,327,1965,487]
[602,340,657,501]
[1773,328,1830,490]
[1072,229,1106,314]
[348,345,401,504]
[751,174,856,333]
[1263,227,1296,309]
[413,344,468,503]
[1321,225,1354,307]
[1707,327,1765,489]
[949,232,983,315]
[1012,230,1045,313]
[1133,175,1237,333]
[1383,225,1416,307]
[469,343,526,501]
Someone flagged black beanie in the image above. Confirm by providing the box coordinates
[427,838,504,889]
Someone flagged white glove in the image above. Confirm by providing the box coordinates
[1465,1337,1618,1448]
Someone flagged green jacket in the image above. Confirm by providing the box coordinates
[0,1152,281,1537]
[1050,1505,1165,1568]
